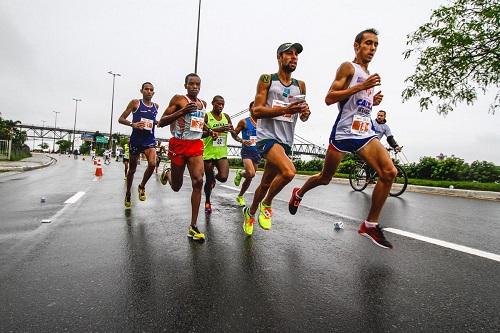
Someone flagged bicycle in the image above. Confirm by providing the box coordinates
[349,147,408,197]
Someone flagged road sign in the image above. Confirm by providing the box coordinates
[96,136,108,144]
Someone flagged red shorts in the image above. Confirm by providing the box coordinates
[168,137,203,166]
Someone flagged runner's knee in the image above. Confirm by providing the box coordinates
[192,176,204,190]
[246,170,256,179]
[379,165,397,182]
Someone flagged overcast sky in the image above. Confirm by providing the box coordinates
[1,0,499,163]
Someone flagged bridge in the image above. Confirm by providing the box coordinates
[16,124,326,158]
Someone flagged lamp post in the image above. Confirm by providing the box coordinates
[72,98,81,152]
[194,0,202,73]
[52,111,60,152]
[107,71,121,151]
[41,120,46,150]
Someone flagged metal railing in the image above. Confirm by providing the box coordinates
[0,139,12,160]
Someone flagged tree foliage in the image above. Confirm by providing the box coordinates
[403,0,500,114]
[56,139,72,153]
[0,116,27,149]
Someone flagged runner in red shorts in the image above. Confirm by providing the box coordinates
[158,73,207,242]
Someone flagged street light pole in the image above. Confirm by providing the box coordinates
[107,71,121,151]
[41,120,46,150]
[72,98,82,152]
[52,111,60,152]
[194,0,202,73]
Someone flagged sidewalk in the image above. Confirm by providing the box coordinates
[0,153,55,173]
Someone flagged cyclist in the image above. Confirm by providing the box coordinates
[372,110,401,151]
[104,149,112,165]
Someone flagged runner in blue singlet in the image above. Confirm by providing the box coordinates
[118,82,159,208]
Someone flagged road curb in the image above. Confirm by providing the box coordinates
[0,155,57,173]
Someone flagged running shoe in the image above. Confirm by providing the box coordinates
[205,202,212,215]
[236,195,246,207]
[242,207,254,236]
[124,194,131,208]
[188,225,206,241]
[358,222,393,249]
[288,187,302,215]
[138,185,146,201]
[258,202,272,230]
[160,167,171,185]
[234,169,243,186]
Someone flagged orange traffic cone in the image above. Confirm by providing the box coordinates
[95,159,103,177]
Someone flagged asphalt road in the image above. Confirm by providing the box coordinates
[0,156,499,332]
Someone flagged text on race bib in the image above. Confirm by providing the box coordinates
[212,136,226,147]
[351,115,371,135]
[271,99,293,122]
[190,116,204,132]
[141,118,154,131]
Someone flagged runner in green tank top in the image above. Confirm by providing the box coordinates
[202,95,238,214]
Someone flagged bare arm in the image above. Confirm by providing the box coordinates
[325,62,381,106]
[118,99,142,128]
[251,74,307,119]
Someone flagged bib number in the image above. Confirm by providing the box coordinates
[141,118,154,131]
[190,116,204,133]
[212,136,226,147]
[272,99,293,122]
[351,115,371,135]
[249,135,257,146]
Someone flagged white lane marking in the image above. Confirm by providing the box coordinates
[384,228,500,263]
[219,184,500,262]
[64,191,86,204]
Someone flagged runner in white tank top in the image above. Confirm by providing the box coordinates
[288,29,398,250]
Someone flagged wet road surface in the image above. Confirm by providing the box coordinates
[1,156,499,332]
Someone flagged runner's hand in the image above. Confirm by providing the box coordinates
[242,140,252,147]
[182,102,198,114]
[373,91,383,106]
[300,105,311,121]
[361,73,381,90]
[133,121,146,130]
[284,100,306,115]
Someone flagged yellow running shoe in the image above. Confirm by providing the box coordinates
[236,195,246,207]
[138,185,146,201]
[234,169,243,186]
[188,225,206,241]
[242,207,254,236]
[258,202,272,230]
[124,194,131,208]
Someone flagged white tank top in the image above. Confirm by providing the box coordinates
[256,73,302,148]
[170,96,206,140]
[330,62,376,141]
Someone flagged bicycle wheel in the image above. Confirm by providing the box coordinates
[349,163,369,192]
[389,165,408,197]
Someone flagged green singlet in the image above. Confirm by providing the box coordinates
[203,111,229,160]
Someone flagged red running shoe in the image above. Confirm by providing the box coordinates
[288,187,302,215]
[358,222,393,249]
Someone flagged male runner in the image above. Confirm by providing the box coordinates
[232,101,261,207]
[372,110,401,151]
[288,29,397,249]
[158,73,207,242]
[202,95,234,214]
[242,42,310,236]
[154,140,166,174]
[118,82,159,208]
[122,141,130,180]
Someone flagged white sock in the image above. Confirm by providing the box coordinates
[364,220,378,228]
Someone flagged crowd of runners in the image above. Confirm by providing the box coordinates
[116,28,399,249]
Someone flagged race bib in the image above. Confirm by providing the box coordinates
[190,116,204,132]
[141,118,154,131]
[212,136,226,147]
[271,99,293,122]
[351,114,371,135]
[249,135,257,146]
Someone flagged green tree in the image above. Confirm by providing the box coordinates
[403,0,500,114]
[80,141,91,155]
[38,142,49,150]
[56,139,72,153]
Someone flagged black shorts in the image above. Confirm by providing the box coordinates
[241,149,262,164]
